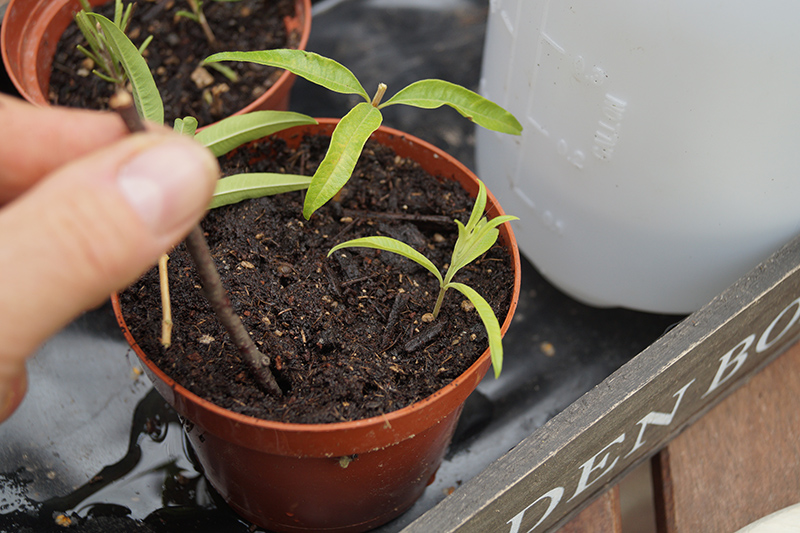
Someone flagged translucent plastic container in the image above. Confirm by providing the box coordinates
[476,0,800,314]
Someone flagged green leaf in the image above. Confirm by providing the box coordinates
[448,215,517,283]
[113,0,124,28]
[448,227,498,282]
[174,9,199,22]
[328,236,443,285]
[138,35,153,55]
[465,180,487,235]
[90,70,120,85]
[173,116,198,136]
[194,111,317,157]
[89,13,164,125]
[204,49,370,102]
[210,173,312,209]
[206,61,239,83]
[302,102,382,219]
[447,282,504,378]
[119,2,133,31]
[381,79,522,136]
[75,13,101,53]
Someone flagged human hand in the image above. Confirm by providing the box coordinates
[0,94,219,422]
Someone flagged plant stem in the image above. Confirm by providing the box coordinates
[187,0,217,47]
[158,253,173,347]
[432,285,446,319]
[110,90,145,132]
[371,83,387,107]
[110,89,283,398]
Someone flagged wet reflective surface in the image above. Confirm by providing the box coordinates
[0,0,683,531]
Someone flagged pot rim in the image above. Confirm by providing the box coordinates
[0,0,312,113]
[111,120,521,450]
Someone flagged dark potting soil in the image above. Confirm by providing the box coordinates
[48,0,298,126]
[120,134,515,424]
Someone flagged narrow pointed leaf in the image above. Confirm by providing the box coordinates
[455,219,468,243]
[138,35,153,55]
[90,70,119,84]
[449,214,518,284]
[381,79,522,135]
[328,236,444,285]
[120,2,133,30]
[447,282,504,378]
[461,216,518,256]
[449,228,499,282]
[465,180,487,234]
[206,61,239,83]
[90,14,163,125]
[210,173,312,209]
[113,0,123,27]
[174,9,198,21]
[194,111,317,157]
[303,102,382,219]
[75,14,102,53]
[205,49,370,101]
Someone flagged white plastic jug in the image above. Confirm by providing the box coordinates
[476,0,800,314]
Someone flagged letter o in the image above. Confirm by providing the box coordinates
[757,296,800,353]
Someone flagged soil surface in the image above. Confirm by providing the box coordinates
[120,134,515,424]
[49,0,298,126]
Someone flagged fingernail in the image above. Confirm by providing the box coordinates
[117,139,218,234]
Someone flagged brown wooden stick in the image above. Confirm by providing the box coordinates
[184,227,282,397]
[109,91,145,132]
[110,90,283,397]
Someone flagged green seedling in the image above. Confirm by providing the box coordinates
[328,181,516,378]
[203,49,523,220]
[175,0,241,48]
[75,0,153,89]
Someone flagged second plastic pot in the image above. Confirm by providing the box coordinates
[1,0,311,114]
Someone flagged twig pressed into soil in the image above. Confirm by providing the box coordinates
[110,90,282,397]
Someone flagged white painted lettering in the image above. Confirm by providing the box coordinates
[625,380,695,458]
[756,296,800,353]
[506,487,565,533]
[703,335,755,398]
[569,433,625,501]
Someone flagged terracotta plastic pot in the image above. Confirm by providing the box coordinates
[0,0,311,112]
[111,120,521,533]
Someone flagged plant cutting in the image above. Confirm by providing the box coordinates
[111,45,522,533]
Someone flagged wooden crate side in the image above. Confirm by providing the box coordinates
[655,342,800,532]
[404,235,800,533]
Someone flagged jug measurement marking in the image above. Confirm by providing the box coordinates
[592,93,627,162]
[528,20,626,170]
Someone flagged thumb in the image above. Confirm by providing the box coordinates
[0,132,218,420]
